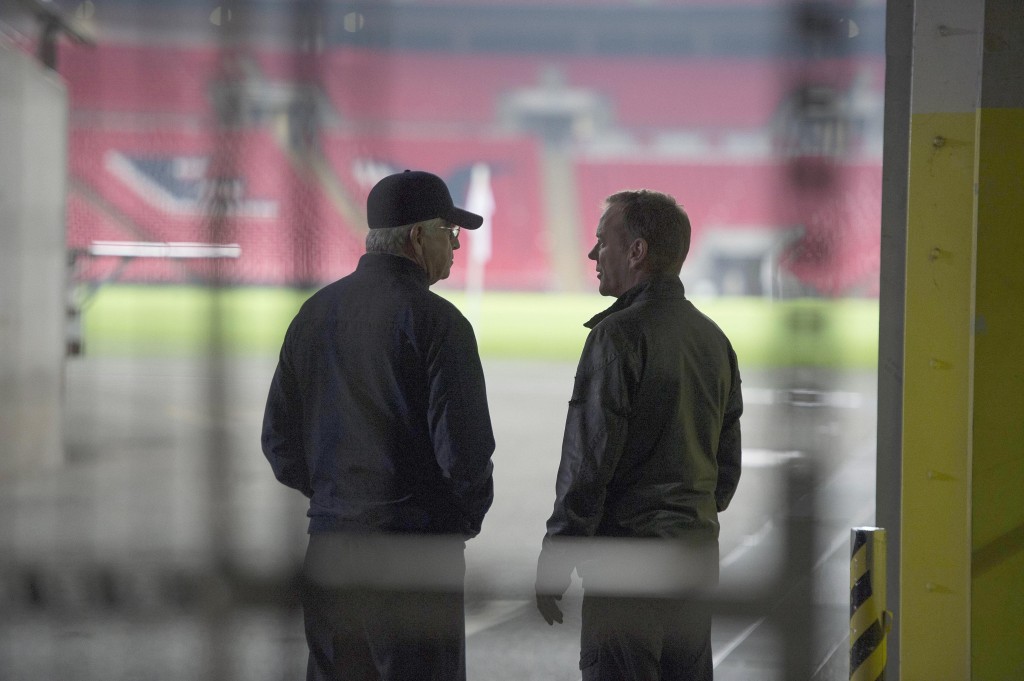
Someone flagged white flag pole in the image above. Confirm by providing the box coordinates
[464,162,494,328]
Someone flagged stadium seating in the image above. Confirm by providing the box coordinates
[563,55,884,132]
[574,159,882,295]
[68,127,365,285]
[60,42,221,117]
[261,46,882,134]
[59,36,884,294]
[320,131,551,290]
[273,48,540,128]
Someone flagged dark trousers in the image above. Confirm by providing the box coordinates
[580,594,713,681]
[301,533,467,681]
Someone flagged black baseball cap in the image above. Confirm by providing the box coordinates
[366,170,484,230]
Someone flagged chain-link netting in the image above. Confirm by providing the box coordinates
[1,2,885,679]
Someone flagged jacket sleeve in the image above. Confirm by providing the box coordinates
[538,327,632,588]
[715,345,743,512]
[262,343,313,498]
[545,327,632,541]
[426,313,495,538]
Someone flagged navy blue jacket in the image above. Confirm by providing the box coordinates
[262,253,495,537]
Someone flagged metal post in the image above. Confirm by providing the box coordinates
[781,458,818,681]
[876,2,914,675]
[850,527,890,681]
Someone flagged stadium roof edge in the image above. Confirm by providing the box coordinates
[50,0,884,59]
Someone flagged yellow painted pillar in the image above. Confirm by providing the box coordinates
[901,0,1024,678]
[970,1,1024,677]
[900,1,982,678]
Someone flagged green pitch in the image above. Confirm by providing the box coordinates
[79,285,878,368]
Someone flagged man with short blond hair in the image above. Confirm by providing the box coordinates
[537,189,743,681]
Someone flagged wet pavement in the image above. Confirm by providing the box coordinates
[1,357,876,680]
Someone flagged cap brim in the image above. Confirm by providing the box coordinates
[448,207,484,230]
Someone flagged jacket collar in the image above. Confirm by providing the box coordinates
[584,273,686,329]
[357,252,429,286]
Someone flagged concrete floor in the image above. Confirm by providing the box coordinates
[0,356,877,680]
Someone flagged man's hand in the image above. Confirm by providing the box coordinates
[535,545,572,625]
[535,592,564,625]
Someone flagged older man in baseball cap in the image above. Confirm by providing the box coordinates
[263,170,495,681]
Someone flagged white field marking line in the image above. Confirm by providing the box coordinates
[720,448,802,568]
[713,506,869,671]
[465,599,530,637]
[814,628,851,678]
[809,499,873,677]
[714,443,877,668]
[713,617,767,669]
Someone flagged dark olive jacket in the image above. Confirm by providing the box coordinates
[543,273,742,559]
[262,253,495,537]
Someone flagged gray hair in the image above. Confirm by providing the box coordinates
[365,225,413,255]
[364,218,447,255]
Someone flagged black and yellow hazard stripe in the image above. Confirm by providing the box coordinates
[850,529,886,681]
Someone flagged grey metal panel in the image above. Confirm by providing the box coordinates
[909,0,986,114]
[877,1,915,678]
[981,0,1024,108]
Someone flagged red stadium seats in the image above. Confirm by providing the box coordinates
[320,131,550,290]
[69,127,364,285]
[60,38,883,294]
[575,159,882,295]
[60,42,221,117]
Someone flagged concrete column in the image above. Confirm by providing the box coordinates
[0,47,68,473]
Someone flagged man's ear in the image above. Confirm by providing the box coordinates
[628,238,649,270]
[409,223,425,250]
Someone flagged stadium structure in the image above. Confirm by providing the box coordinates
[7,4,1024,680]
[3,0,885,297]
